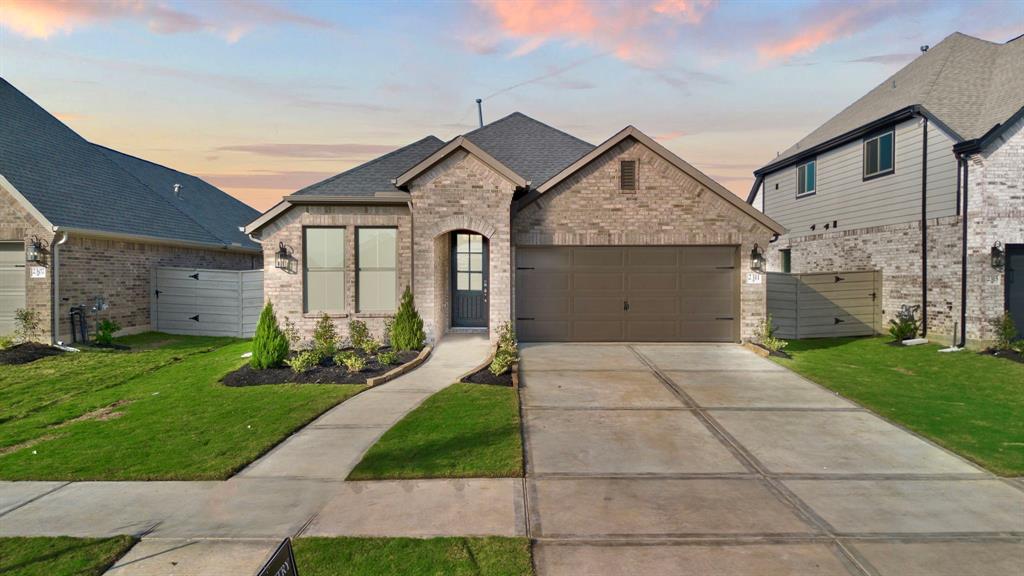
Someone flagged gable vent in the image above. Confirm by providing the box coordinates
[620,160,637,191]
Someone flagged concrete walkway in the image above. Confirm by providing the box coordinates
[520,343,1024,576]
[0,334,526,575]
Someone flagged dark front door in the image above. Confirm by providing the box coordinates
[1007,245,1024,339]
[452,232,488,327]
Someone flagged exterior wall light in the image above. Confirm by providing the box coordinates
[25,237,43,263]
[750,243,765,272]
[991,241,1005,271]
[275,242,292,270]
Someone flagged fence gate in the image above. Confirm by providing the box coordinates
[152,267,263,337]
[767,271,882,339]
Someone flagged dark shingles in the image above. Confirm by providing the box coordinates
[463,112,594,185]
[0,78,258,249]
[292,136,445,197]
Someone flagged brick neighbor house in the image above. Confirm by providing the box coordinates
[245,114,784,345]
[0,78,261,343]
[747,32,1024,346]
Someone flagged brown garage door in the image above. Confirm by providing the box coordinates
[516,246,738,342]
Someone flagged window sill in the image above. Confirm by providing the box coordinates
[355,312,396,318]
[795,191,816,199]
[862,169,894,182]
[303,312,349,319]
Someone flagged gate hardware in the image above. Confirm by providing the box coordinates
[190,315,200,322]
[716,317,734,321]
[516,317,535,321]
[834,317,845,325]
[623,300,630,311]
[155,289,162,299]
[834,275,845,283]
[189,273,199,280]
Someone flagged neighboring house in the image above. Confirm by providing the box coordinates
[0,78,261,342]
[246,113,784,344]
[748,32,1024,345]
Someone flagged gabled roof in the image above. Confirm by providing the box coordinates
[395,135,531,188]
[757,32,1024,174]
[0,78,259,251]
[292,135,444,198]
[527,126,784,235]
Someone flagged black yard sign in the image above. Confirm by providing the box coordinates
[256,538,298,576]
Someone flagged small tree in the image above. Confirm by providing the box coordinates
[390,286,425,351]
[251,302,289,369]
[348,319,370,351]
[993,312,1018,351]
[13,308,40,343]
[312,313,339,357]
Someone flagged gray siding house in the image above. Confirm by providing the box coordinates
[748,32,1024,345]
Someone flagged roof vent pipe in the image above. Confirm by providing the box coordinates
[920,45,929,52]
[173,183,182,198]
[476,98,483,128]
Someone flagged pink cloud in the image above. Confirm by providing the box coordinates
[0,0,333,42]
[757,2,899,62]
[471,0,717,64]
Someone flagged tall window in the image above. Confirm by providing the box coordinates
[780,249,792,274]
[358,228,397,312]
[455,233,484,291]
[304,227,345,314]
[796,160,816,197]
[864,130,894,179]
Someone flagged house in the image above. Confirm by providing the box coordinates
[245,113,784,344]
[0,78,261,342]
[747,32,1024,345]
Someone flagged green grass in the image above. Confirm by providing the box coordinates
[773,336,1024,476]
[293,537,533,576]
[0,333,363,480]
[0,536,136,576]
[348,383,522,480]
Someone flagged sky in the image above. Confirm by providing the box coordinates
[1,1,1022,211]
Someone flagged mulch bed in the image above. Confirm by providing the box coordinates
[981,348,1024,364]
[461,365,514,387]
[0,342,65,365]
[222,348,420,386]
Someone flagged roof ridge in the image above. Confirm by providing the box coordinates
[464,111,593,147]
[293,135,442,195]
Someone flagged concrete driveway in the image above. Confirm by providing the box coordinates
[519,343,1024,576]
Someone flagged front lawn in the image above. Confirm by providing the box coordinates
[773,336,1024,476]
[0,333,363,480]
[294,537,532,576]
[0,536,135,576]
[348,383,522,480]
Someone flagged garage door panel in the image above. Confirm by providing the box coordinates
[516,246,737,342]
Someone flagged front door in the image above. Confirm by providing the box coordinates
[452,232,488,327]
[1007,245,1024,339]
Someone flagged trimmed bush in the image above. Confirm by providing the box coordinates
[348,319,370,350]
[994,312,1018,351]
[360,336,382,356]
[340,353,367,373]
[14,308,40,343]
[285,349,322,373]
[94,319,121,346]
[313,313,339,357]
[390,286,425,351]
[377,350,399,365]
[251,302,289,369]
[489,321,518,376]
[888,306,920,342]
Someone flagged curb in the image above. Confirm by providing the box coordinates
[366,345,432,387]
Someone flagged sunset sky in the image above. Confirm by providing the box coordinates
[2,0,1021,211]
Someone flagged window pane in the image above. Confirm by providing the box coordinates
[358,270,396,312]
[806,161,815,191]
[358,228,396,268]
[879,133,893,172]
[865,139,879,175]
[307,270,344,313]
[470,254,482,271]
[306,228,344,269]
[456,253,469,272]
[457,234,470,253]
[469,235,482,253]
[470,273,482,291]
[457,272,469,290]
[797,165,806,194]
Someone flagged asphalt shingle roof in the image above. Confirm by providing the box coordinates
[766,32,1024,167]
[0,78,259,250]
[462,112,595,185]
[293,135,445,197]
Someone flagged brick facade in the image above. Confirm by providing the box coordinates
[257,203,412,343]
[513,138,776,340]
[2,181,257,343]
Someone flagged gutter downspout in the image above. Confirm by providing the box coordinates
[959,157,969,347]
[51,228,69,344]
[920,116,929,337]
[407,199,415,295]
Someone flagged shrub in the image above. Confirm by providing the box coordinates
[489,321,518,376]
[377,350,399,365]
[390,286,425,352]
[282,316,302,351]
[251,302,289,370]
[360,336,382,356]
[285,349,322,373]
[0,335,13,349]
[993,312,1018,351]
[754,314,788,353]
[382,319,394,346]
[94,319,121,346]
[1013,340,1024,355]
[338,351,366,373]
[13,308,40,343]
[313,313,339,357]
[888,306,920,342]
[348,319,370,351]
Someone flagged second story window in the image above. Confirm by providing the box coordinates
[796,160,816,197]
[863,130,894,179]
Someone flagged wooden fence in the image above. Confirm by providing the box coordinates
[767,270,882,339]
[151,267,263,337]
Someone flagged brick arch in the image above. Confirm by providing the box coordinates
[425,215,497,241]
